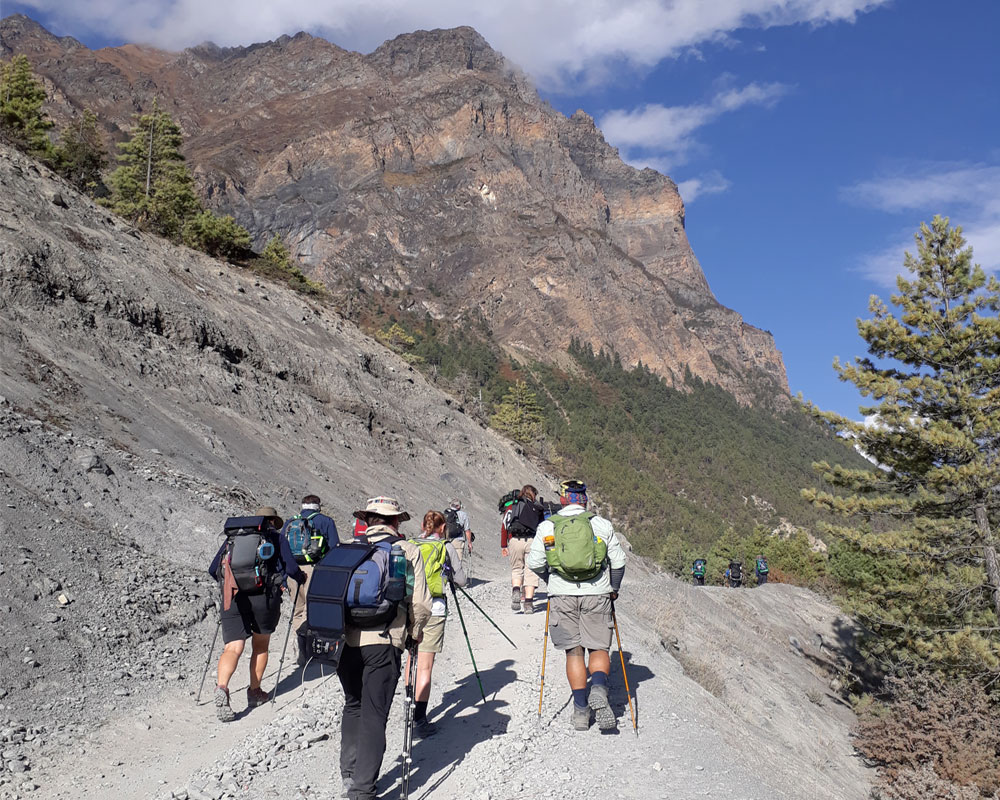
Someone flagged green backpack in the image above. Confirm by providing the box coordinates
[546,512,607,581]
[410,538,448,598]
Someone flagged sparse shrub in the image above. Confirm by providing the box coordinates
[854,674,1000,797]
[674,650,725,698]
[183,211,252,259]
[805,687,825,706]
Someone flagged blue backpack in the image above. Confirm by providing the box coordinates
[305,539,406,664]
[284,512,329,565]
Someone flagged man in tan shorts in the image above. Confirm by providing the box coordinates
[501,484,544,613]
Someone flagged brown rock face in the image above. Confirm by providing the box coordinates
[2,14,789,405]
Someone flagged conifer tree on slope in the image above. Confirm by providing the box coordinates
[0,54,54,158]
[491,379,544,444]
[107,100,199,238]
[804,216,1000,678]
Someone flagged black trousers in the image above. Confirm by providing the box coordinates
[757,573,768,585]
[337,643,402,800]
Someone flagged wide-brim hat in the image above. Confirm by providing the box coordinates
[353,496,411,522]
[255,506,284,528]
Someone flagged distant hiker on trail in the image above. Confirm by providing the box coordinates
[691,558,706,586]
[444,498,474,567]
[755,554,769,586]
[405,510,468,738]
[501,484,544,613]
[727,560,743,588]
[280,494,339,665]
[338,497,432,800]
[526,479,627,731]
[208,506,305,722]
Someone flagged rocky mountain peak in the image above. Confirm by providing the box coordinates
[370,25,509,77]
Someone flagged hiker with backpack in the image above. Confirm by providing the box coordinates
[727,560,744,588]
[526,480,626,731]
[755,554,769,586]
[207,506,306,722]
[336,497,432,800]
[280,494,339,665]
[691,559,706,586]
[444,498,473,568]
[501,484,544,613]
[404,510,468,737]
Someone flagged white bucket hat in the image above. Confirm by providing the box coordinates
[353,495,411,522]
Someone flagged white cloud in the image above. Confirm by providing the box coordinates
[677,171,732,203]
[599,81,788,167]
[14,0,888,90]
[843,163,1000,286]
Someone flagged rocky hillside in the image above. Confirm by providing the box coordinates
[0,145,869,800]
[2,13,789,407]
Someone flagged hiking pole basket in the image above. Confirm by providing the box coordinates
[611,602,638,736]
[537,599,550,719]
[272,583,301,705]
[455,584,517,649]
[448,577,487,703]
[196,617,222,704]
[400,644,418,800]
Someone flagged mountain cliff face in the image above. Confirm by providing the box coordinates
[2,14,790,406]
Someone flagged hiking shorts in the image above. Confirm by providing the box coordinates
[507,536,539,588]
[548,594,614,652]
[418,615,446,654]
[220,589,281,643]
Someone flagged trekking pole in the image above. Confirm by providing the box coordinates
[454,584,517,649]
[448,579,488,703]
[537,599,550,719]
[400,644,418,800]
[272,584,301,705]
[611,603,638,736]
[196,618,222,704]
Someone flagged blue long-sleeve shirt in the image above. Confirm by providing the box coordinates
[209,525,305,585]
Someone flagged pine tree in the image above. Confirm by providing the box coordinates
[182,211,252,259]
[490,380,544,443]
[260,235,291,269]
[107,101,200,238]
[56,109,107,194]
[0,55,54,158]
[805,216,1000,678]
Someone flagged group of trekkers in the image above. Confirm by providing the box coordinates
[690,555,769,587]
[204,479,627,800]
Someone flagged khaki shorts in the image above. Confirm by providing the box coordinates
[548,594,613,652]
[289,563,313,634]
[507,536,539,588]
[419,615,446,654]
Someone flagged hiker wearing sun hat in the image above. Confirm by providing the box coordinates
[208,505,305,722]
[337,496,432,800]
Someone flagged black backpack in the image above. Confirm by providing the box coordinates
[444,508,464,539]
[305,539,406,665]
[497,489,520,513]
[504,498,541,537]
[221,516,279,593]
[729,561,743,581]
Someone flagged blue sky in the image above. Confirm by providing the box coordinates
[7,0,1000,418]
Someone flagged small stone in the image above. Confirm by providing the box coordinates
[83,501,94,509]
[163,672,180,681]
[41,613,60,623]
[652,762,662,771]
[57,594,71,606]
[695,765,704,771]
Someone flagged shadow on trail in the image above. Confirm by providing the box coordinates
[382,659,516,798]
[610,650,653,730]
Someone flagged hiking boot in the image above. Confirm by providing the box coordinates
[572,703,591,731]
[511,587,522,611]
[214,686,234,722]
[340,776,353,798]
[246,686,270,709]
[413,717,438,738]
[588,684,616,730]
[523,597,534,614]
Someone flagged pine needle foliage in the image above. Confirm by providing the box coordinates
[490,380,544,444]
[55,108,107,195]
[0,55,54,159]
[804,217,1000,679]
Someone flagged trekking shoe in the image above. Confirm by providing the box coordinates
[214,686,234,722]
[246,686,270,709]
[511,588,522,611]
[340,776,353,798]
[572,703,591,731]
[413,717,438,738]
[588,684,617,730]
[523,598,534,614]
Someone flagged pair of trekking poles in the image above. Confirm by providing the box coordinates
[537,599,638,736]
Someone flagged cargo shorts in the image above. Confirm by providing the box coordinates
[548,594,614,652]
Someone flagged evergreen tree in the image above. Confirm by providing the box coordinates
[0,55,54,158]
[805,216,1000,678]
[490,380,544,443]
[182,211,251,259]
[260,235,292,269]
[56,109,107,194]
[107,101,199,238]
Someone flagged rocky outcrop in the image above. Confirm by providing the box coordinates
[2,14,790,405]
